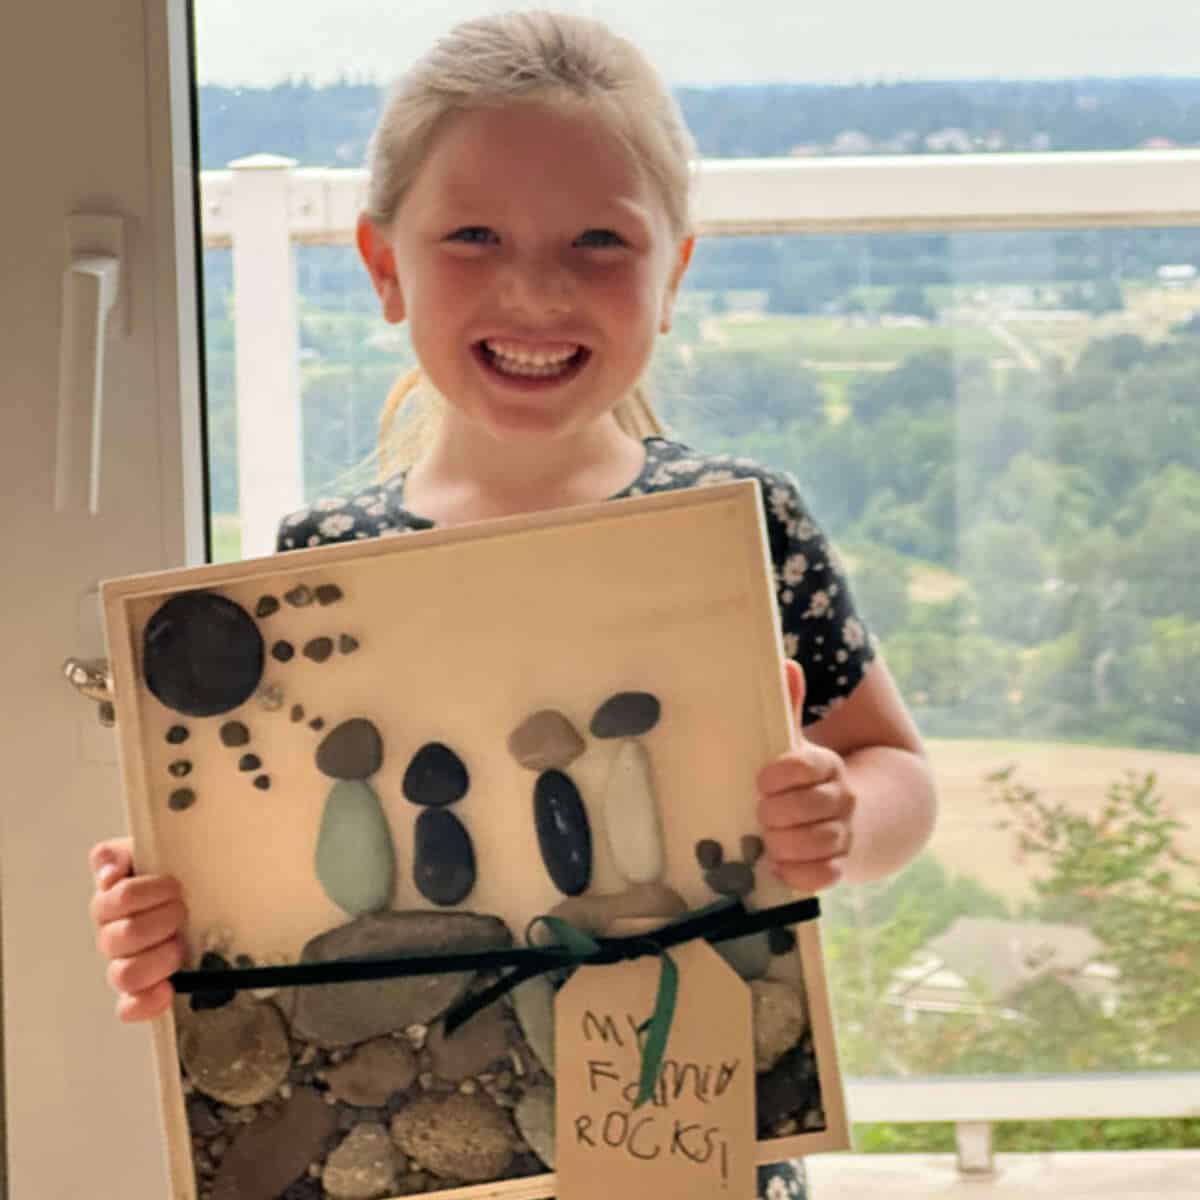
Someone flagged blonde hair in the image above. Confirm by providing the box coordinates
[366,10,697,478]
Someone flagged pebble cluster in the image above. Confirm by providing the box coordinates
[403,743,475,907]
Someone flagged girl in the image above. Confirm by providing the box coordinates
[90,12,937,1197]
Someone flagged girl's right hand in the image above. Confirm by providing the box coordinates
[88,838,188,1022]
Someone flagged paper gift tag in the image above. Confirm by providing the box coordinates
[554,937,757,1199]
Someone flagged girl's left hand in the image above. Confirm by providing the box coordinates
[755,661,856,893]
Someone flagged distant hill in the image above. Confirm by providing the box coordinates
[197,76,1200,169]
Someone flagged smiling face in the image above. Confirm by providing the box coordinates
[358,101,693,442]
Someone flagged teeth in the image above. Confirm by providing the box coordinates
[485,340,579,366]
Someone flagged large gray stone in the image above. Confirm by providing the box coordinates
[209,1086,335,1200]
[750,979,807,1072]
[323,1122,401,1200]
[323,1037,418,1106]
[289,912,512,1048]
[426,1004,510,1081]
[390,1092,515,1182]
[514,1084,556,1168]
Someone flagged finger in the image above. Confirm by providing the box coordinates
[783,659,806,730]
[770,856,846,895]
[97,897,188,961]
[115,979,176,1024]
[107,933,187,997]
[758,781,852,830]
[90,874,184,929]
[90,838,134,891]
[763,818,853,865]
[757,745,839,796]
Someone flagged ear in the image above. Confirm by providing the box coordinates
[659,234,695,333]
[356,214,406,324]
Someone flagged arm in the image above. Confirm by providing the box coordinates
[757,657,937,891]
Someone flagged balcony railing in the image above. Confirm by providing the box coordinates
[197,150,1200,1186]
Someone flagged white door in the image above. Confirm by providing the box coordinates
[0,0,202,1195]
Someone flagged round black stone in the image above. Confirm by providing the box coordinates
[272,641,295,663]
[309,717,325,731]
[290,704,305,722]
[315,584,343,606]
[315,717,383,780]
[285,585,313,608]
[142,591,264,718]
[253,775,271,790]
[589,691,661,739]
[413,808,476,906]
[219,721,250,747]
[533,769,592,896]
[238,753,262,772]
[168,788,196,812]
[165,725,189,745]
[255,595,280,618]
[303,637,334,663]
[168,760,192,778]
[402,743,469,808]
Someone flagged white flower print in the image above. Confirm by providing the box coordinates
[768,485,794,524]
[782,552,809,586]
[791,516,819,542]
[765,1177,790,1200]
[843,617,866,650]
[665,457,700,475]
[805,590,832,619]
[782,632,799,657]
[315,496,347,512]
[697,468,736,487]
[282,509,309,527]
[318,513,356,538]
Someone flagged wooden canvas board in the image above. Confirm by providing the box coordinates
[100,481,850,1200]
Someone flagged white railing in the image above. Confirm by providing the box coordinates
[198,154,1200,1169]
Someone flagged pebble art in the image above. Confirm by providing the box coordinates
[315,584,343,606]
[303,637,334,663]
[506,710,586,772]
[290,704,305,722]
[168,760,192,778]
[238,753,262,772]
[532,769,592,896]
[219,721,250,748]
[255,595,281,618]
[413,809,476,906]
[316,718,383,781]
[285,585,313,608]
[272,641,295,663]
[309,718,325,731]
[402,743,469,808]
[169,788,196,812]
[254,775,271,791]
[166,725,190,744]
[315,780,396,916]
[338,634,359,655]
[589,690,661,739]
[258,683,284,712]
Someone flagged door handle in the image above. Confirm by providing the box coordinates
[63,657,116,727]
[54,214,127,515]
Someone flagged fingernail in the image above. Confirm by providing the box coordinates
[96,863,120,889]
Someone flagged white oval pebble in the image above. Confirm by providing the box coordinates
[602,739,665,884]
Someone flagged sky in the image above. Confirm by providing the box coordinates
[194,0,1199,87]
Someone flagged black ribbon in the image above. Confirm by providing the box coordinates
[171,895,820,1031]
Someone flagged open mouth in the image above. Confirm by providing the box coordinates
[472,340,591,388]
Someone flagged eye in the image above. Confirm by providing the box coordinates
[575,229,626,248]
[446,226,498,245]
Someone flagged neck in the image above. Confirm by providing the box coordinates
[404,411,647,525]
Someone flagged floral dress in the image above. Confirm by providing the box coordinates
[278,435,877,1199]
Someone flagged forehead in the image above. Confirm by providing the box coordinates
[407,102,660,223]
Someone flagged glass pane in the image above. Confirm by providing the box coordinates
[193,2,1200,1088]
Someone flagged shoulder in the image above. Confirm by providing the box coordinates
[275,480,405,552]
[638,437,823,548]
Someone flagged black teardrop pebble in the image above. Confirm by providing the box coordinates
[168,788,196,812]
[285,585,313,607]
[413,809,476,906]
[533,770,592,896]
[253,774,271,790]
[315,584,343,606]
[290,704,305,722]
[315,717,383,780]
[272,641,295,663]
[143,591,264,718]
[190,952,235,1011]
[168,760,192,778]
[402,742,470,808]
[303,637,334,663]
[165,725,189,745]
[768,927,797,955]
[220,721,250,747]
[255,595,280,618]
[309,717,325,731]
[238,753,262,772]
[338,634,359,655]
[590,691,661,738]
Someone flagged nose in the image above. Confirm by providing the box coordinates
[497,253,574,321]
